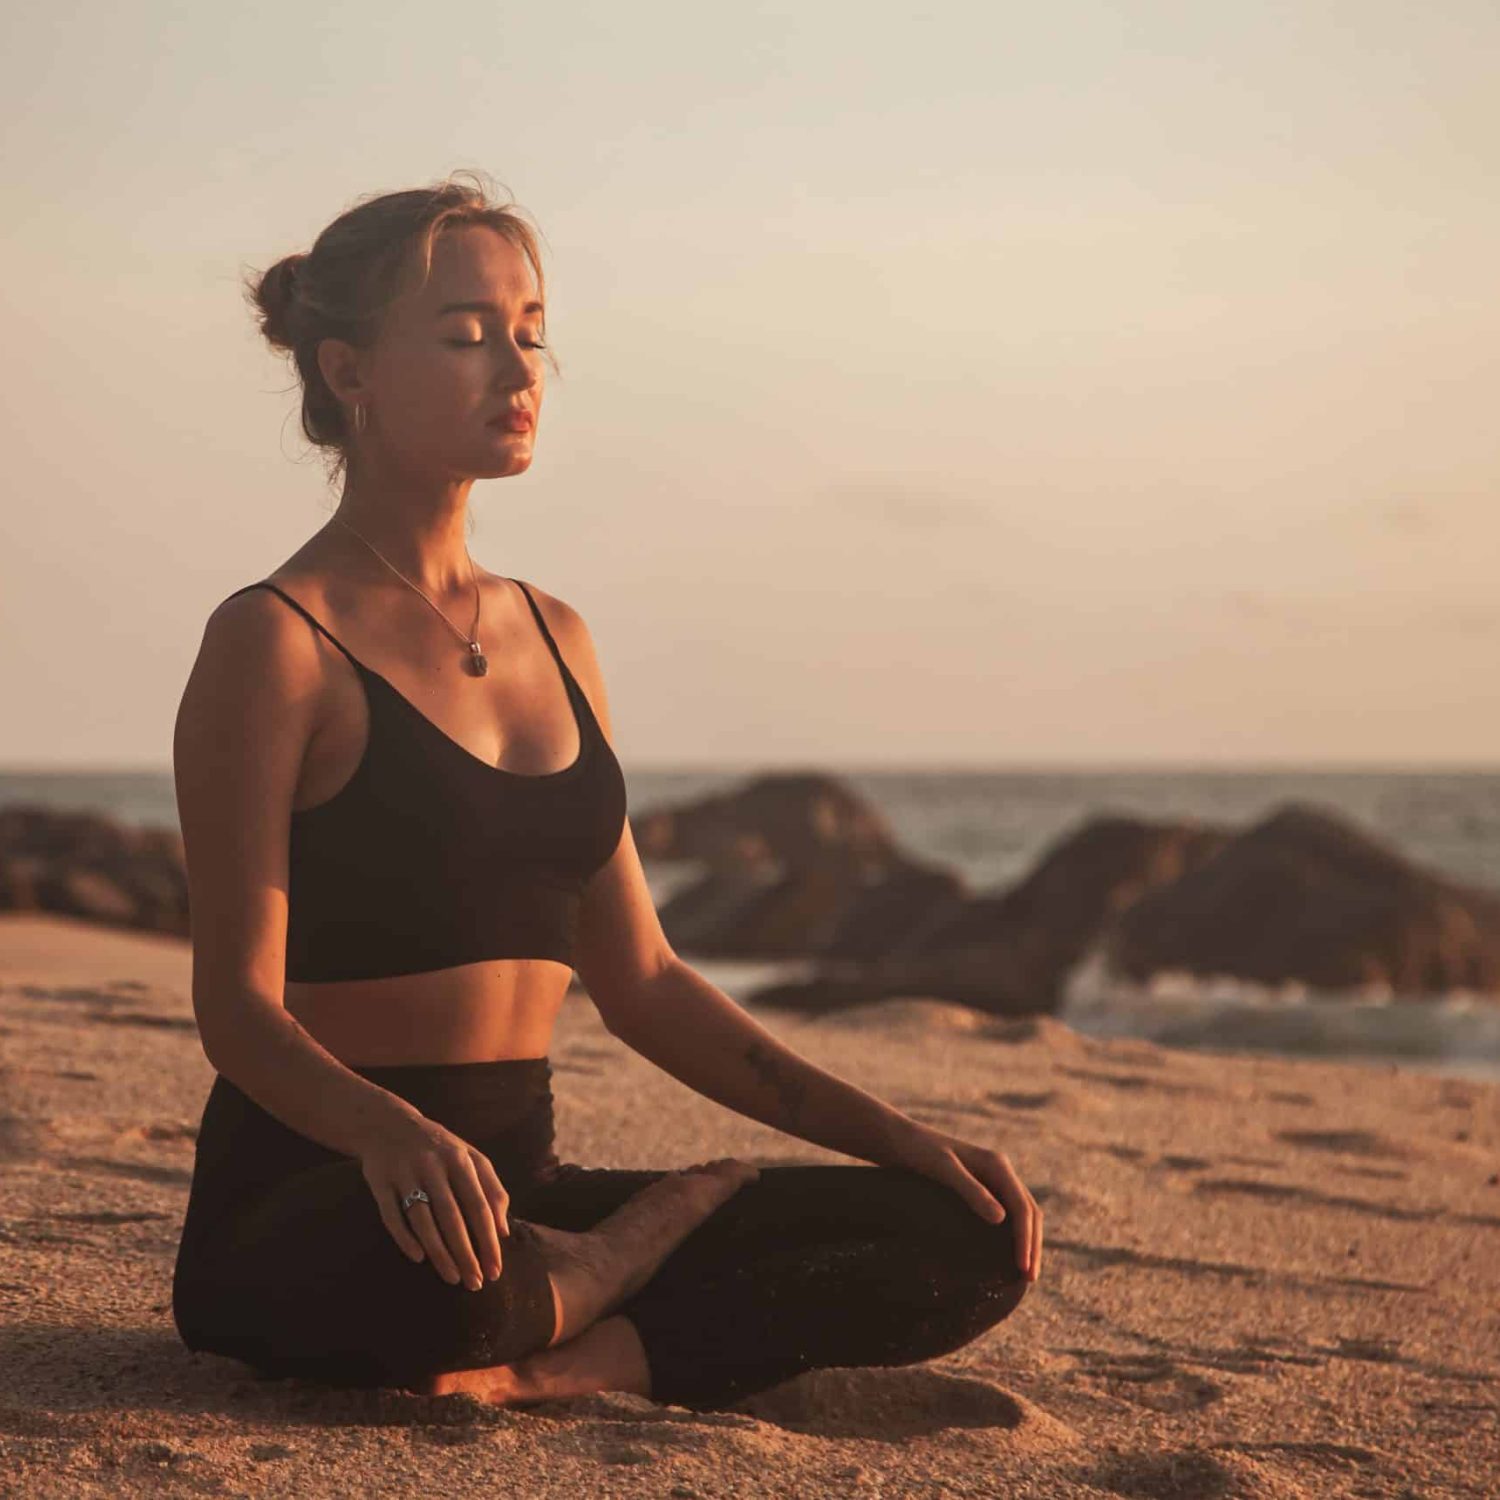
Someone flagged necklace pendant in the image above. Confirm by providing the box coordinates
[467,642,489,676]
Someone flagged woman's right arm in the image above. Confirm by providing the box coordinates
[172,589,508,1289]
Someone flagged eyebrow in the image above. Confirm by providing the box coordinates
[436,298,545,317]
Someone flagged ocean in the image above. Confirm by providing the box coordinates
[3,766,1499,1083]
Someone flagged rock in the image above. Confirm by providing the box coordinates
[633,771,906,872]
[659,854,967,960]
[1105,800,1500,1000]
[648,772,964,960]
[747,812,1231,1016]
[0,804,189,938]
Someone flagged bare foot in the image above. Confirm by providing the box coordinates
[535,1158,759,1347]
[422,1313,651,1405]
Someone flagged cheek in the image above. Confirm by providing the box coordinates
[390,354,478,421]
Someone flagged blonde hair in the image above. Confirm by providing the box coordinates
[246,169,555,487]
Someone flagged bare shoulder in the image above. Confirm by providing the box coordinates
[176,583,332,774]
[173,584,330,1017]
[510,577,615,740]
[193,583,327,694]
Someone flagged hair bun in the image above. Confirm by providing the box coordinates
[253,252,308,351]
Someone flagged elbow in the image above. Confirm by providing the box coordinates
[593,958,681,1045]
[190,984,280,1076]
[579,944,681,1041]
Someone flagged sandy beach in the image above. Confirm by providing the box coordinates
[1,910,1496,1498]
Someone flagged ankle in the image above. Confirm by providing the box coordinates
[518,1315,653,1403]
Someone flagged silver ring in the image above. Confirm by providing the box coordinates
[400,1187,431,1213]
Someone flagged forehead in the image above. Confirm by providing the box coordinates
[414,225,539,309]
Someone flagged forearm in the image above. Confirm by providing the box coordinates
[195,989,421,1158]
[606,959,927,1167]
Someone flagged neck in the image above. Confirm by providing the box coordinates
[332,468,482,595]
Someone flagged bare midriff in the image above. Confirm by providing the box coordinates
[283,957,574,1067]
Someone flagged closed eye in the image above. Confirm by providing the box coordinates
[448,338,547,349]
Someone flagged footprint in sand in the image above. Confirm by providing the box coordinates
[1081,1447,1245,1498]
[49,1210,171,1225]
[1067,1349,1226,1414]
[84,1009,196,1032]
[54,1154,192,1187]
[1274,1128,1408,1160]
[1054,1064,1212,1098]
[130,1122,198,1144]
[732,1365,1077,1445]
[990,1089,1058,1111]
[1192,1177,1441,1224]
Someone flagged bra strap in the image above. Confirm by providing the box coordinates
[223,581,366,671]
[511,579,573,680]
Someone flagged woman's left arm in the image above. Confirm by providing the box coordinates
[596,957,1041,1282]
[544,584,1042,1282]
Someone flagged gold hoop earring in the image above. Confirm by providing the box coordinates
[353,401,367,435]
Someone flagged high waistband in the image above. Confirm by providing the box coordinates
[179,1055,562,1269]
[342,1056,553,1126]
[188,1056,560,1213]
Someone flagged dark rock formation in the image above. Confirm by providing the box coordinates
[1105,800,1500,997]
[747,812,1233,1017]
[648,772,966,960]
[634,771,906,873]
[0,804,189,937]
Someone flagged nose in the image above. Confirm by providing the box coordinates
[496,337,540,392]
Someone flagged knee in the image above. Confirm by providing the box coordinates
[938,1203,1030,1286]
[912,1254,1031,1366]
[974,1263,1031,1327]
[925,1217,1033,1335]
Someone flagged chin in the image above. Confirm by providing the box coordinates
[475,449,533,479]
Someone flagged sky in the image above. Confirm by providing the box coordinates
[2,1,1497,772]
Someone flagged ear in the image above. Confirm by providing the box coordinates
[315,336,372,409]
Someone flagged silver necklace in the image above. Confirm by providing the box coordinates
[330,512,489,676]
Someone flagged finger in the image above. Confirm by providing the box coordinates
[426,1168,487,1290]
[399,1172,463,1284]
[972,1151,1035,1252]
[405,1200,462,1285]
[958,1146,1043,1279]
[1012,1197,1036,1278]
[949,1161,1006,1224]
[451,1153,507,1282]
[470,1153,514,1257]
[375,1185,428,1264]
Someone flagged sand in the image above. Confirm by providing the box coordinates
[0,910,1497,1499]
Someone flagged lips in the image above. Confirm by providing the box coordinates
[491,409,534,430]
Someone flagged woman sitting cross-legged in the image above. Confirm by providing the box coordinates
[169,172,1042,1412]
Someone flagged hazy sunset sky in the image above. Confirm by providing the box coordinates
[3,2,1496,771]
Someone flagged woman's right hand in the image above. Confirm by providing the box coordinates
[357,1106,511,1291]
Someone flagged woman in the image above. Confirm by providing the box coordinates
[170,172,1042,1412]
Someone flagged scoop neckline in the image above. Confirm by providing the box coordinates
[358,660,593,783]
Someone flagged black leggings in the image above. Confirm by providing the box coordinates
[171,1058,1031,1410]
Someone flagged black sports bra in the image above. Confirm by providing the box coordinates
[221,578,628,983]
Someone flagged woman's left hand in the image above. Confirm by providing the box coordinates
[888,1125,1043,1284]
